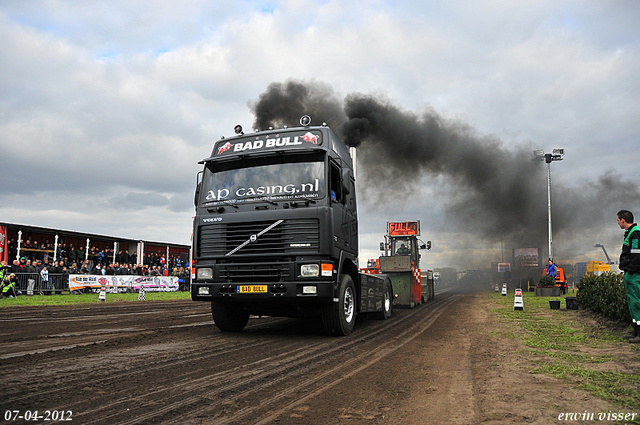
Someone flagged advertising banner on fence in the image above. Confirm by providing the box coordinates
[69,275,179,293]
[131,276,179,292]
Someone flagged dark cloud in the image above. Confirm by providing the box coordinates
[250,79,640,262]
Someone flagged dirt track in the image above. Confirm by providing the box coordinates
[0,287,620,424]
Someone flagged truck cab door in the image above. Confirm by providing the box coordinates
[330,160,357,254]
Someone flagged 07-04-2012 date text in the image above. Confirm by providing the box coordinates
[4,410,73,421]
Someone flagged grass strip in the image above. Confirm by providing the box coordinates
[0,291,191,307]
[488,290,640,410]
[532,363,640,409]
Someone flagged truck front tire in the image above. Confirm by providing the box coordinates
[322,274,356,336]
[211,301,250,332]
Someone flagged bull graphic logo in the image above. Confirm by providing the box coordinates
[217,141,233,155]
[302,132,319,144]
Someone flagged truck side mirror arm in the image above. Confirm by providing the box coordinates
[194,171,203,208]
[419,239,431,250]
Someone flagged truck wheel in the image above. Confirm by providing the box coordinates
[377,278,393,320]
[322,274,356,336]
[211,301,250,332]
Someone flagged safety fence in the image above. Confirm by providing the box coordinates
[11,273,68,295]
[9,273,191,295]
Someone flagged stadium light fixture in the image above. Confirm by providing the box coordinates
[533,149,565,261]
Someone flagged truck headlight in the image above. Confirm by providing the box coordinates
[198,286,210,295]
[197,267,213,279]
[300,264,319,277]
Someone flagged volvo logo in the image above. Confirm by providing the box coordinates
[225,220,284,257]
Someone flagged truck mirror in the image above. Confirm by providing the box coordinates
[341,170,352,195]
[419,240,431,250]
[342,182,350,196]
[194,171,203,207]
[380,242,385,251]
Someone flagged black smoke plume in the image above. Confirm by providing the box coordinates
[251,80,345,130]
[250,79,640,265]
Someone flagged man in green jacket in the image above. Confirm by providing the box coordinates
[617,210,640,343]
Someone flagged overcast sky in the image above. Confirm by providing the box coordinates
[1,1,639,270]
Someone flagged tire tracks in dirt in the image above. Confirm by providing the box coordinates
[1,292,460,425]
[81,295,459,424]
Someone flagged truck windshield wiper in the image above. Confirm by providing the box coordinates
[221,200,239,208]
[203,200,238,209]
[291,195,317,206]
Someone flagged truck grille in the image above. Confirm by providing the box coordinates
[218,259,291,283]
[198,219,319,257]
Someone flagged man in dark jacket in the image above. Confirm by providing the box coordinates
[67,244,77,265]
[77,246,86,265]
[617,210,640,343]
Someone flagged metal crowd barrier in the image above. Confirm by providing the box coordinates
[10,272,191,295]
[12,272,69,295]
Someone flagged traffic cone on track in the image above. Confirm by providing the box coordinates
[513,288,524,311]
[98,283,106,302]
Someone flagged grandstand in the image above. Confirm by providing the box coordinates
[0,221,189,265]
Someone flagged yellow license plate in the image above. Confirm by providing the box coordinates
[237,285,268,294]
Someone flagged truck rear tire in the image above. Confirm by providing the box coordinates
[377,278,393,320]
[321,274,356,336]
[211,301,250,332]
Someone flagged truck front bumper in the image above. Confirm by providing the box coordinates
[191,281,336,302]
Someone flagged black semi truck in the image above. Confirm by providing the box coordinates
[190,116,392,335]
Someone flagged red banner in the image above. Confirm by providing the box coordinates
[0,226,7,264]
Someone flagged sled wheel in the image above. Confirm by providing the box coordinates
[377,278,393,320]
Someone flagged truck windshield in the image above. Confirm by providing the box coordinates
[201,161,325,206]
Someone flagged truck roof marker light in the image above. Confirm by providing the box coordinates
[234,125,243,135]
[300,115,311,126]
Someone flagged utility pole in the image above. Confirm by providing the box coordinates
[533,149,564,261]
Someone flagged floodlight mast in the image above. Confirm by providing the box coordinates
[533,149,564,261]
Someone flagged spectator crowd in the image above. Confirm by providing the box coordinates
[3,238,191,294]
